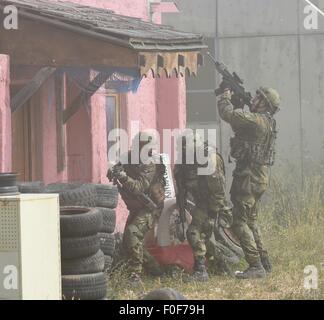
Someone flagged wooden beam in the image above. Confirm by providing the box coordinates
[11,67,57,113]
[0,15,138,68]
[63,72,109,124]
[55,73,66,173]
[140,51,200,78]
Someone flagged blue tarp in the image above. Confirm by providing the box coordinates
[58,66,142,94]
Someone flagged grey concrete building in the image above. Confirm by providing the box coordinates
[163,0,324,186]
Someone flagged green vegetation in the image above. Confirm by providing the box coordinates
[107,175,324,300]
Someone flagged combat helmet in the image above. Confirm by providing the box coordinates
[257,87,281,114]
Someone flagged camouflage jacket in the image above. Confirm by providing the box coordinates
[174,147,231,218]
[218,97,274,185]
[116,152,165,212]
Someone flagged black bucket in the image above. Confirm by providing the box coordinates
[0,173,20,196]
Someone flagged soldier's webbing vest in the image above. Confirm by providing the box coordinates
[230,113,277,166]
[119,160,166,212]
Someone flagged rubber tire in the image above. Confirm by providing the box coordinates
[142,288,187,300]
[214,226,244,258]
[97,208,116,233]
[17,181,44,193]
[45,183,96,207]
[98,233,115,256]
[93,184,119,209]
[210,235,242,264]
[61,234,100,259]
[103,255,113,272]
[60,207,103,238]
[0,186,19,195]
[62,272,107,300]
[61,250,105,275]
[0,173,18,187]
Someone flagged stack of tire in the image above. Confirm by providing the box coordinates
[43,182,118,300]
[92,184,118,273]
[17,181,45,194]
[60,206,107,300]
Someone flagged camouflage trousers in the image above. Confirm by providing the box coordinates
[123,209,160,275]
[230,173,268,266]
[186,206,219,265]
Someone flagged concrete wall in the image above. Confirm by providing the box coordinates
[163,0,324,183]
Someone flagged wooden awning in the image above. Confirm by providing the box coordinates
[0,0,206,78]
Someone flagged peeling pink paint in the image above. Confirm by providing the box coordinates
[0,55,11,173]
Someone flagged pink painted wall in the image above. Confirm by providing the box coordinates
[0,55,11,173]
[6,0,186,233]
[59,0,185,232]
[65,0,186,232]
[40,77,58,183]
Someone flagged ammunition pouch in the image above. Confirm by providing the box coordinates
[230,136,276,166]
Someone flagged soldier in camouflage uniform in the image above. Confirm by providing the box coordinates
[174,133,232,282]
[218,87,280,279]
[107,132,166,286]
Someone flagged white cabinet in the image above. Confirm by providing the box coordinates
[0,194,61,300]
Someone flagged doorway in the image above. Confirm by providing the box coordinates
[11,96,42,182]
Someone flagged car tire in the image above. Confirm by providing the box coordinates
[62,272,107,300]
[97,208,116,234]
[61,234,100,259]
[61,250,105,275]
[98,233,115,256]
[214,226,244,258]
[93,184,119,209]
[45,183,96,207]
[210,234,242,264]
[0,186,19,195]
[60,207,103,238]
[103,255,113,272]
[17,181,45,193]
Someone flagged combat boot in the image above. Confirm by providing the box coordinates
[188,261,209,282]
[235,261,266,279]
[260,252,272,273]
[213,258,233,277]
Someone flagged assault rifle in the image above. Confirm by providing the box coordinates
[206,52,252,108]
[107,163,158,211]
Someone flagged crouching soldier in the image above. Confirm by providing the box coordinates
[107,132,166,286]
[174,132,232,282]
